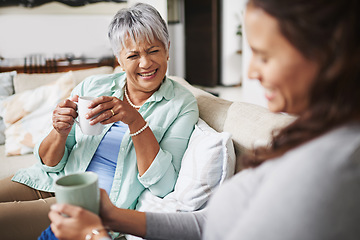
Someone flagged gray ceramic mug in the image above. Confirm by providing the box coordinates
[54,172,100,215]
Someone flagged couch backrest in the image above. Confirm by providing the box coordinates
[13,66,114,93]
[170,76,295,173]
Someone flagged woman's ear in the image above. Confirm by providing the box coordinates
[167,42,171,61]
[116,56,121,66]
[116,57,125,71]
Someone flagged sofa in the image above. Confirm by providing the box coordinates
[0,67,294,181]
[0,66,295,209]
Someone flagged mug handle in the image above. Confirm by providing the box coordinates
[73,101,82,131]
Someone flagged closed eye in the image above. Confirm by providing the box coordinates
[127,54,138,59]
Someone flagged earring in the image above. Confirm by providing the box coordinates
[167,57,171,61]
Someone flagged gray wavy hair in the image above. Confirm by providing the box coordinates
[108,3,170,58]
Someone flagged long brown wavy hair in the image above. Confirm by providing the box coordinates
[242,0,360,168]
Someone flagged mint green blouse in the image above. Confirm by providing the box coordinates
[12,73,199,210]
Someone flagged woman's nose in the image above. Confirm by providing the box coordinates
[247,56,260,80]
[139,55,152,69]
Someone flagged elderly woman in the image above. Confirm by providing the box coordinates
[0,3,198,240]
[47,0,360,239]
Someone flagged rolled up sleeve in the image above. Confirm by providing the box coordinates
[138,102,199,197]
[138,149,175,197]
[38,147,69,173]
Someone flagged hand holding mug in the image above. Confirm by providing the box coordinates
[52,95,78,136]
[86,95,142,126]
[75,96,104,135]
[49,203,104,240]
[54,172,100,215]
[51,182,110,240]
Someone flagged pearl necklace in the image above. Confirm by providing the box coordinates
[124,86,142,109]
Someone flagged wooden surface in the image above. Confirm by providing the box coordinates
[0,56,118,73]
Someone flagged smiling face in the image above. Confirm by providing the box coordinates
[245,4,319,114]
[118,36,169,95]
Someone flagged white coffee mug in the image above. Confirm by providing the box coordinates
[75,96,103,135]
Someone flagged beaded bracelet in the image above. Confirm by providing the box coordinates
[129,121,149,137]
[85,226,114,240]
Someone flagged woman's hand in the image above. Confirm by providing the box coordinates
[49,203,108,240]
[52,95,79,137]
[49,189,147,239]
[98,189,147,237]
[39,95,79,166]
[87,96,159,176]
[98,189,118,229]
[49,189,115,240]
[86,96,142,126]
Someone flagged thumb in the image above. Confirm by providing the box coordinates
[70,95,79,103]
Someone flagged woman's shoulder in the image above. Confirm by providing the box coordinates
[273,122,360,179]
[151,77,198,115]
[292,122,360,161]
[228,122,360,191]
[72,72,126,96]
[165,76,197,99]
[80,72,125,87]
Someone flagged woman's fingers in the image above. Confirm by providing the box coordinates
[79,96,141,125]
[60,98,78,109]
[86,96,129,124]
[70,95,79,103]
[53,105,77,119]
[52,98,78,133]
[87,95,113,108]
[50,203,83,218]
[49,204,103,240]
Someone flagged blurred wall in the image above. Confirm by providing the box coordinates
[0,1,167,59]
[0,2,126,59]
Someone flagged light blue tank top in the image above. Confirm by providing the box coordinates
[86,121,128,194]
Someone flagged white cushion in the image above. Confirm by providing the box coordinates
[135,118,236,212]
[0,71,75,156]
[0,71,17,145]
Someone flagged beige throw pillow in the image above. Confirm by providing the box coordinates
[0,71,75,156]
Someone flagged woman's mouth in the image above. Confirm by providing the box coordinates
[264,88,275,101]
[138,69,157,77]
